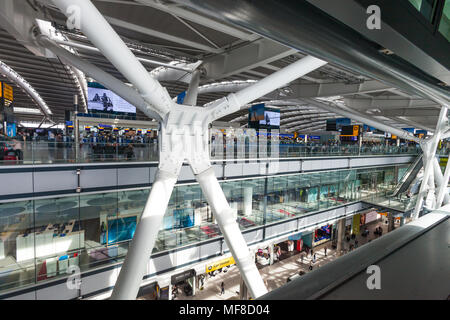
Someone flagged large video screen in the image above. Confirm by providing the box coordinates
[249,104,265,122]
[248,104,280,129]
[88,86,136,114]
[260,110,280,127]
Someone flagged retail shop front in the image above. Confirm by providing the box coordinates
[312,224,333,247]
[136,281,158,300]
[171,269,196,299]
[200,256,236,290]
[258,232,302,266]
[357,209,380,236]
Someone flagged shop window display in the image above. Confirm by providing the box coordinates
[314,224,332,244]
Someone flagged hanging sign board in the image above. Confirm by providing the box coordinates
[3,83,13,102]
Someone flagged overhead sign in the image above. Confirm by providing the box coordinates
[326,118,350,131]
[363,124,376,132]
[352,214,360,235]
[341,125,360,137]
[205,256,235,273]
[171,269,196,285]
[402,128,415,134]
[3,83,13,102]
[288,232,302,241]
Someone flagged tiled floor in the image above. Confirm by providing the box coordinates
[171,219,393,300]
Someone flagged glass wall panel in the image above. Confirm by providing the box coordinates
[408,0,439,22]
[0,200,34,292]
[34,196,80,282]
[78,192,119,272]
[439,0,450,41]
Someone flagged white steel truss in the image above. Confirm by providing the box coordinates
[43,0,327,300]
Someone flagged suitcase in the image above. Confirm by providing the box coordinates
[3,155,17,161]
[3,150,17,161]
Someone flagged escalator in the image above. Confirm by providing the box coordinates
[391,154,423,197]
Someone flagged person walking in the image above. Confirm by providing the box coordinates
[220,281,225,295]
[324,246,327,257]
[12,139,23,161]
[309,260,313,271]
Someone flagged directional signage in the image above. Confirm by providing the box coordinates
[3,83,13,102]
[341,125,360,136]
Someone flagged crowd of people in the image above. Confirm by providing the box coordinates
[0,127,428,163]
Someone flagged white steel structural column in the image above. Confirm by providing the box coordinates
[412,106,448,219]
[431,158,450,205]
[195,167,267,298]
[110,169,179,300]
[48,0,327,300]
[435,155,450,208]
[184,69,201,106]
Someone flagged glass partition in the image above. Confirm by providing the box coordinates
[33,196,80,283]
[438,0,450,41]
[0,164,412,294]
[0,200,34,292]
[0,138,421,166]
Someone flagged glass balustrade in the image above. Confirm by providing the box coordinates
[0,139,421,165]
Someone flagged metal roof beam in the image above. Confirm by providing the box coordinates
[134,0,258,41]
[264,80,392,100]
[344,97,440,110]
[203,38,297,79]
[104,15,222,54]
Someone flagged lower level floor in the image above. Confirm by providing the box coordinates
[137,215,399,300]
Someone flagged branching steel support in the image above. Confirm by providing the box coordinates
[45,0,327,300]
[52,0,172,118]
[301,98,422,144]
[435,156,450,208]
[436,155,450,208]
[184,69,201,106]
[195,167,267,298]
[37,35,162,121]
[413,106,448,219]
